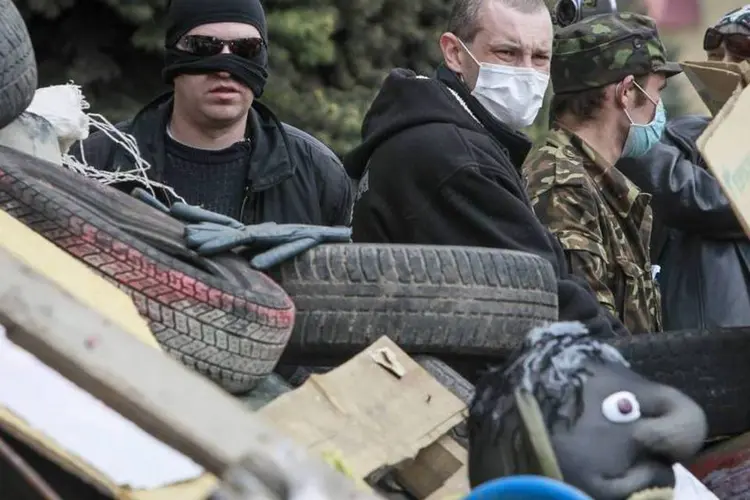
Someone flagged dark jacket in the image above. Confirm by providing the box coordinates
[617,115,750,329]
[345,67,627,338]
[72,93,352,226]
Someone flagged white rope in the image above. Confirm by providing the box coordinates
[57,84,185,203]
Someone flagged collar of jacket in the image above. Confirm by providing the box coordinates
[546,123,649,219]
[435,64,532,169]
[124,92,295,192]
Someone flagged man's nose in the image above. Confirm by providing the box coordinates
[216,44,232,78]
[519,55,535,68]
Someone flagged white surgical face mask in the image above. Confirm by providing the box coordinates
[459,39,550,129]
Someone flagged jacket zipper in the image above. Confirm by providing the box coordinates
[240,184,250,223]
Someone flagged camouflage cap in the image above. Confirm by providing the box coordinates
[552,12,682,94]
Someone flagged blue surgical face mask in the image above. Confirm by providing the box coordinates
[621,83,666,158]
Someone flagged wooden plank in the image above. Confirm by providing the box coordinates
[0,246,379,499]
[0,209,157,348]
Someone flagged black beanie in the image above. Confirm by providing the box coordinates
[164,0,267,47]
[162,0,269,97]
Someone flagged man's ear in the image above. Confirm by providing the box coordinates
[615,74,636,109]
[440,32,464,74]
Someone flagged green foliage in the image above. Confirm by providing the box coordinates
[18,0,687,155]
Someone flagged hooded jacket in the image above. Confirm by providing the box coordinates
[617,115,750,329]
[71,93,352,227]
[345,66,627,338]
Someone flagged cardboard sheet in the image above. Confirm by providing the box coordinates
[681,61,750,116]
[398,435,469,499]
[696,83,750,238]
[425,465,469,500]
[258,336,467,479]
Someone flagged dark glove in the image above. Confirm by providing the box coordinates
[132,188,352,268]
[131,188,243,228]
[185,222,352,269]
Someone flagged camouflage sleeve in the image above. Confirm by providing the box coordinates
[530,185,617,315]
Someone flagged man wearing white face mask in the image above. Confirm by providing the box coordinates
[344,0,629,340]
[524,12,682,334]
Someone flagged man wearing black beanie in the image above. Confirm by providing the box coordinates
[71,0,353,228]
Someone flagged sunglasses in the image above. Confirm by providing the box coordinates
[177,35,265,59]
[703,27,750,58]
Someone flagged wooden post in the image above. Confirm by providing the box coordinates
[0,246,380,499]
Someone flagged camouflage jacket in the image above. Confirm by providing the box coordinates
[523,126,662,334]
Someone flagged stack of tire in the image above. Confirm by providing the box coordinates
[0,0,37,129]
[2,0,750,450]
[0,5,560,396]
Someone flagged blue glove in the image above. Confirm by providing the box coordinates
[185,222,352,269]
[131,188,243,228]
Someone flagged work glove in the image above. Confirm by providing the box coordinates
[131,188,244,228]
[131,188,352,269]
[184,221,352,269]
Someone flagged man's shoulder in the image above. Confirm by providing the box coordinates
[279,123,352,193]
[282,122,340,165]
[379,120,497,171]
[524,140,590,194]
[663,114,710,150]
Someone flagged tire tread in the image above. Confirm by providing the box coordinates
[0,0,38,129]
[280,244,558,360]
[0,150,294,393]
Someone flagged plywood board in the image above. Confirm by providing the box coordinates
[0,244,378,499]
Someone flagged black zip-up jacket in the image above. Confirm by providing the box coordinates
[70,93,352,226]
[344,66,628,338]
[617,115,750,329]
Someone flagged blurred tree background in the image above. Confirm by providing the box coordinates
[16,0,686,156]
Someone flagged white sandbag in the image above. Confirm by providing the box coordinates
[11,82,185,203]
[0,111,62,165]
[26,83,90,155]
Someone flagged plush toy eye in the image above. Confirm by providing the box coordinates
[601,391,641,423]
